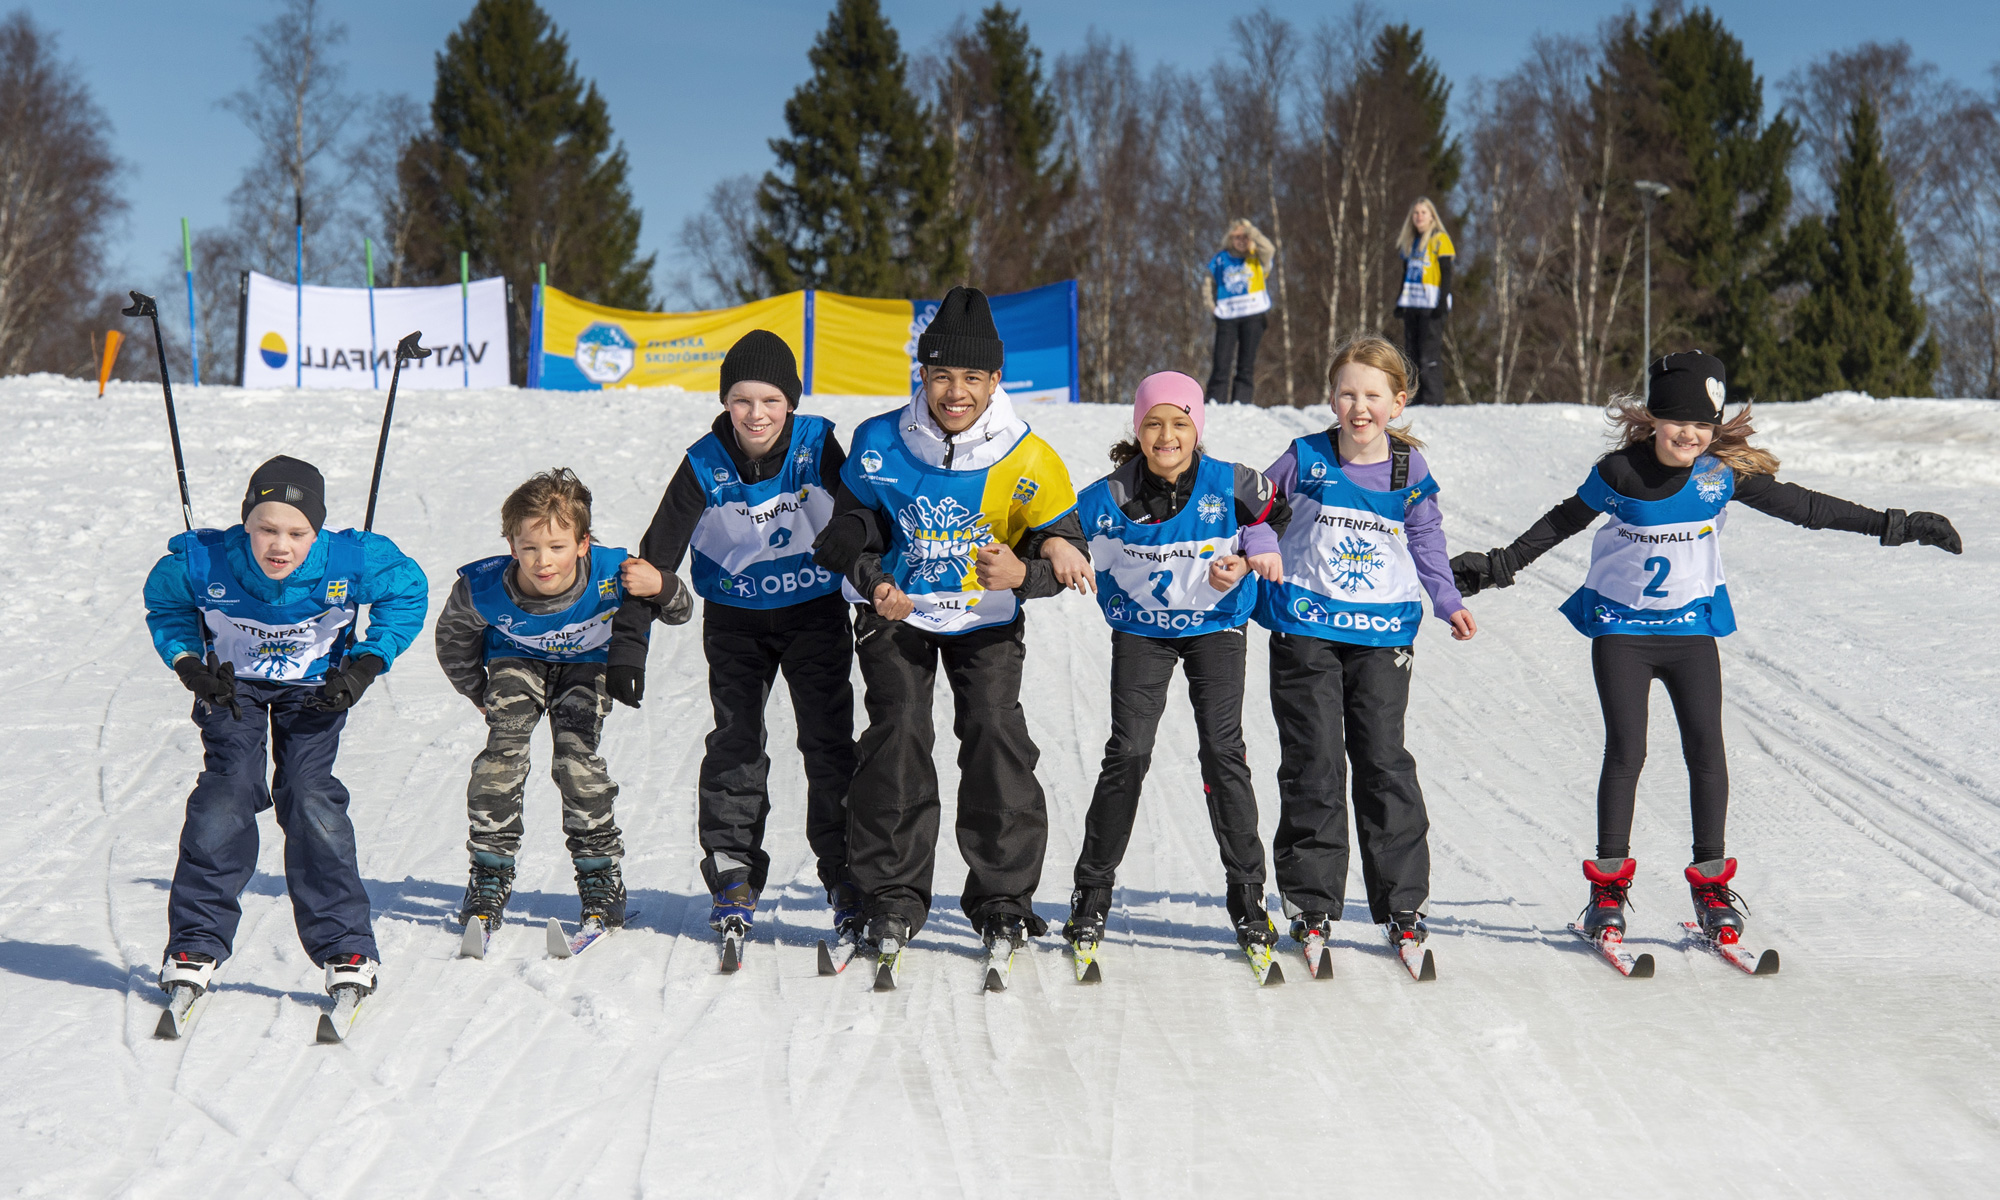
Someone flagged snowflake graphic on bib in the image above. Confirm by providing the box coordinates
[1329,534,1385,592]
[898,496,992,585]
[1695,464,1728,504]
[1197,494,1226,524]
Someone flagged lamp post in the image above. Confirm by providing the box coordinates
[1635,180,1672,371]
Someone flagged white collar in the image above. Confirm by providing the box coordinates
[898,387,1028,471]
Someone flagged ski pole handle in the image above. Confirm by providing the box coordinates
[123,290,194,532]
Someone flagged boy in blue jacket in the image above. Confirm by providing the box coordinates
[143,456,429,1001]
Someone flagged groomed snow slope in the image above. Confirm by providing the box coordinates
[3,377,1997,1199]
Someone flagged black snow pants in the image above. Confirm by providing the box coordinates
[1401,307,1446,406]
[698,595,856,898]
[1074,627,1265,891]
[1268,632,1429,923]
[846,607,1047,936]
[1207,313,1268,406]
[1590,634,1728,863]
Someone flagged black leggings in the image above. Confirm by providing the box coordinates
[1590,635,1727,863]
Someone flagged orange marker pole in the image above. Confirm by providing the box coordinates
[97,329,125,397]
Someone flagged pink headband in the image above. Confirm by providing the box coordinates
[1132,371,1205,441]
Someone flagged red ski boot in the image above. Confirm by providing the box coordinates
[1685,858,1748,944]
[1579,857,1637,939]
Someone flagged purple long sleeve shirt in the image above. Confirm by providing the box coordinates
[1264,443,1467,622]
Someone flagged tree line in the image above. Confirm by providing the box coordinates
[3,0,1996,402]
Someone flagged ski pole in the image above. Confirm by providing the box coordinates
[122,291,194,531]
[362,331,431,532]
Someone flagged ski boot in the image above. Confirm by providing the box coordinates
[457,852,516,926]
[574,858,627,928]
[1289,910,1334,945]
[865,911,912,955]
[826,879,864,942]
[1063,886,1112,946]
[1579,857,1637,939]
[1685,858,1749,943]
[159,949,217,995]
[1228,883,1279,949]
[324,953,378,996]
[709,878,758,933]
[1385,910,1428,946]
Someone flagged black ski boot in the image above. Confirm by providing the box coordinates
[1064,886,1112,945]
[1579,857,1637,939]
[458,852,516,926]
[827,879,864,942]
[1228,883,1278,948]
[1289,910,1335,945]
[574,857,626,928]
[865,912,912,955]
[1685,858,1749,943]
[1385,910,1428,946]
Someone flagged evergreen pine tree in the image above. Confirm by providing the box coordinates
[1605,6,1795,400]
[939,5,1074,292]
[1368,24,1461,201]
[1782,95,1939,398]
[749,0,964,297]
[395,0,653,381]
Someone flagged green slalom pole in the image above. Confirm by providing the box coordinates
[181,219,200,386]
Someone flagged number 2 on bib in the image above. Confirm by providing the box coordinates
[1642,556,1672,598]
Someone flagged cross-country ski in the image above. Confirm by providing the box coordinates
[1569,924,1657,978]
[546,916,614,959]
[457,917,494,960]
[1070,938,1103,984]
[1683,923,1781,976]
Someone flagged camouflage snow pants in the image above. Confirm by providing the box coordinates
[466,659,623,864]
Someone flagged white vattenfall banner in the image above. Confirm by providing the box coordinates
[240,271,511,389]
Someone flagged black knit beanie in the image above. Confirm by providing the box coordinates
[719,330,802,408]
[242,455,327,532]
[916,286,1004,373]
[1647,350,1728,422]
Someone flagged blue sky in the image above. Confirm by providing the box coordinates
[21,1,2000,290]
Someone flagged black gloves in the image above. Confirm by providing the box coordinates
[812,511,877,574]
[175,652,241,720]
[606,665,645,708]
[1881,509,1962,554]
[1449,547,1518,598]
[309,654,384,712]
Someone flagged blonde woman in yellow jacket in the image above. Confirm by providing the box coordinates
[1205,219,1276,405]
[1394,198,1454,406]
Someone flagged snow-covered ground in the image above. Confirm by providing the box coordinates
[4,375,1998,1198]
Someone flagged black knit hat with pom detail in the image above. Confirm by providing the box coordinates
[916,286,1004,373]
[1647,350,1728,422]
[719,329,802,408]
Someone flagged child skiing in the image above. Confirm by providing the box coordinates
[617,330,858,968]
[1065,371,1291,983]
[1257,336,1475,980]
[434,468,654,951]
[1450,351,1962,971]
[811,285,1092,990]
[145,455,428,1024]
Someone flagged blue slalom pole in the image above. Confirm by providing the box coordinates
[366,238,380,389]
[294,222,303,388]
[181,218,200,386]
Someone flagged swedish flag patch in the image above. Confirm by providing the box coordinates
[598,578,618,599]
[325,580,349,604]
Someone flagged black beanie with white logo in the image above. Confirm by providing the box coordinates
[916,286,1004,373]
[241,455,327,532]
[1647,350,1728,423]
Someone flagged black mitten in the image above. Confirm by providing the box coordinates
[308,654,383,712]
[1881,509,1963,554]
[606,665,645,708]
[175,652,242,720]
[1448,547,1517,598]
[812,511,877,573]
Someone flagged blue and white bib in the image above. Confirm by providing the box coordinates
[187,528,364,684]
[1254,433,1436,647]
[686,414,840,609]
[463,544,628,663]
[1558,456,1736,638]
[1078,456,1253,638]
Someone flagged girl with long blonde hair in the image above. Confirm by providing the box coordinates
[1394,197,1454,406]
[1205,219,1276,405]
[1451,351,1963,975]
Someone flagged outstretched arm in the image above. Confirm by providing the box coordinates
[1450,494,1599,596]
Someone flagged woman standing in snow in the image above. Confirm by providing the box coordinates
[1063,372,1290,980]
[1257,336,1476,980]
[1393,198,1453,407]
[1205,220,1276,406]
[1451,351,1962,967]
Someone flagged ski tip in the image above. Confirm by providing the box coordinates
[1754,949,1780,975]
[314,1013,342,1045]
[1311,947,1333,980]
[873,960,897,992]
[1631,952,1657,979]
[1079,958,1102,985]
[153,1007,180,1040]
[720,937,741,974]
[984,966,1007,993]
[544,917,571,958]
[1263,959,1285,986]
[1415,948,1437,982]
[816,940,837,976]
[459,919,487,959]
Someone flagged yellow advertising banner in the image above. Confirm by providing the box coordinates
[532,287,805,391]
[809,291,915,396]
